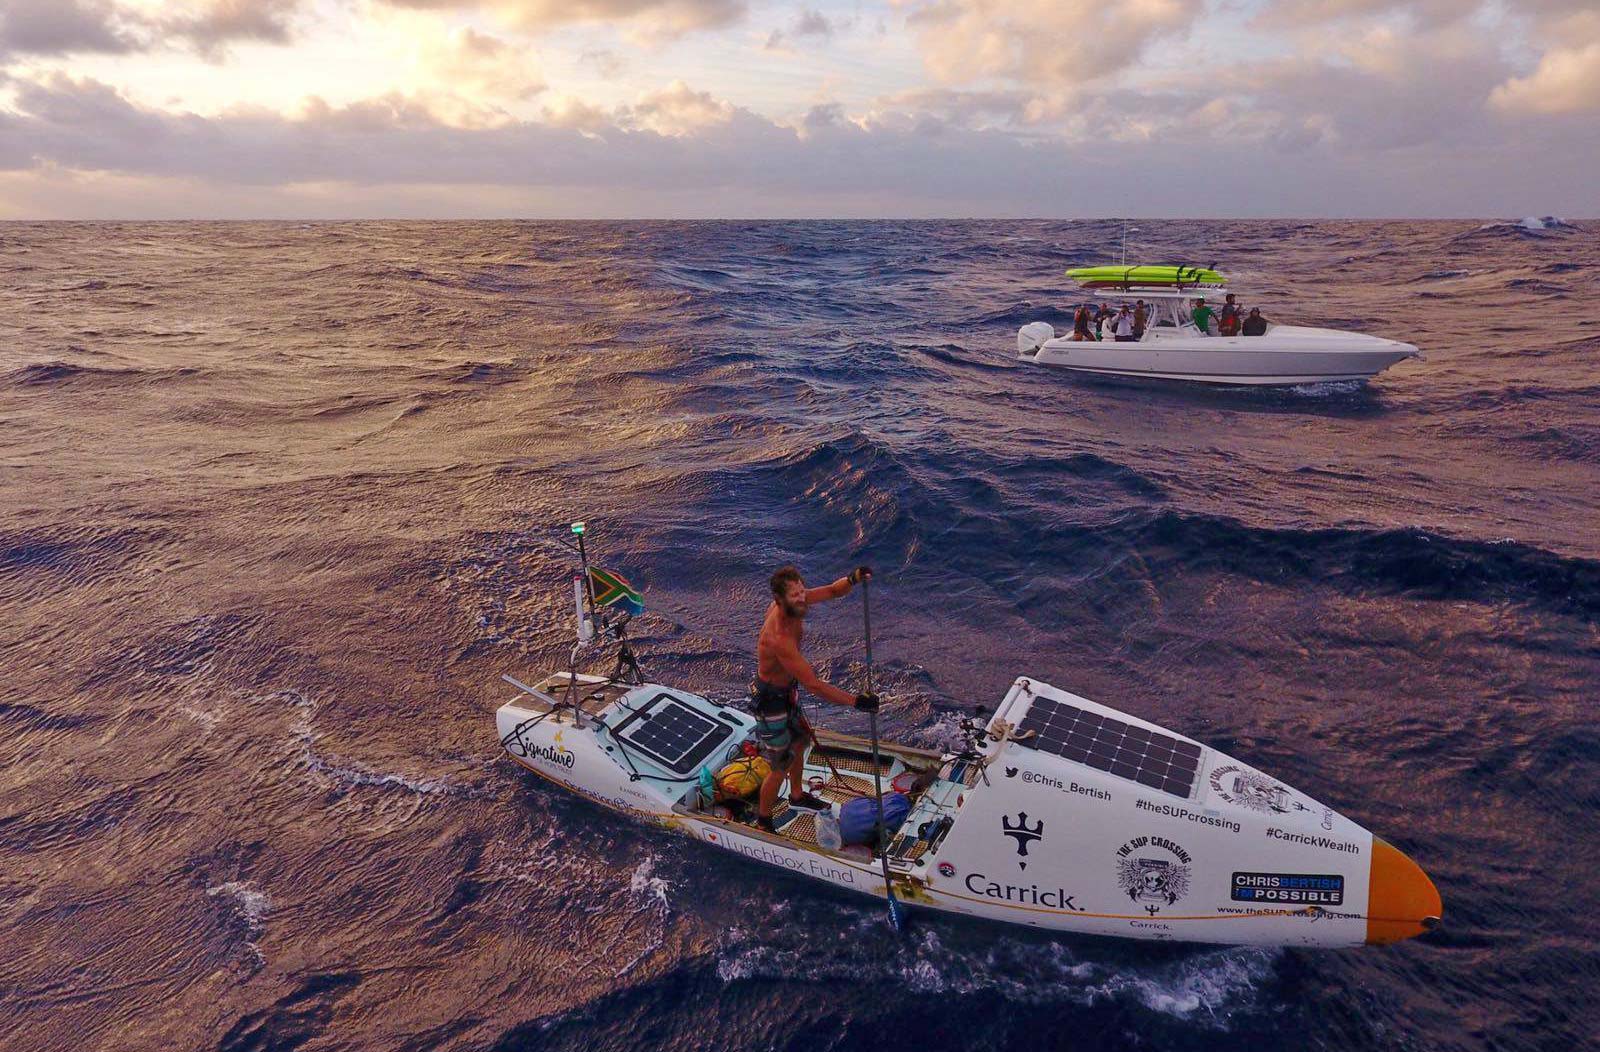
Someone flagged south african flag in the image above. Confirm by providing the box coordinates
[589,566,645,617]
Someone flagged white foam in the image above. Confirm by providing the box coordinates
[207,881,271,925]
[908,712,972,753]
[1475,216,1575,233]
[1082,947,1277,1023]
[207,881,271,966]
[177,702,224,731]
[1287,379,1364,397]
[628,857,673,916]
[285,689,466,798]
[712,901,1277,1027]
[303,755,460,795]
[613,856,675,978]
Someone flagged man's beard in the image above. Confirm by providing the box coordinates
[781,599,807,619]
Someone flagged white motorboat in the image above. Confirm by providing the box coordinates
[1016,273,1421,386]
[495,529,1442,949]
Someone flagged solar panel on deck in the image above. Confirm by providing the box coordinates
[611,693,735,774]
[1016,696,1200,798]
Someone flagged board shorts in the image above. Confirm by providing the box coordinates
[750,678,808,768]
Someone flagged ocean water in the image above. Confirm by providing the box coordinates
[1,219,1597,1052]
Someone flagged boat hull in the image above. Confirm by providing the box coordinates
[497,676,1439,948]
[1018,325,1420,386]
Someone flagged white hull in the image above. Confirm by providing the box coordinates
[1018,324,1421,386]
[497,674,1439,948]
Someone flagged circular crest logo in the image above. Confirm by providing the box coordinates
[937,861,957,878]
[1207,764,1303,815]
[1114,835,1193,915]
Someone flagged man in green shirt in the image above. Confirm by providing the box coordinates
[1191,298,1215,336]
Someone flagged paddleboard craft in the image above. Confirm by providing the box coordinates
[498,527,1441,948]
[1067,264,1226,288]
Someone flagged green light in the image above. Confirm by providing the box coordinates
[571,521,586,535]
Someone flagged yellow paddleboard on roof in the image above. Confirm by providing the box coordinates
[1068,264,1227,288]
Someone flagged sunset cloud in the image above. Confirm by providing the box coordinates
[0,0,314,64]
[376,0,745,41]
[901,0,1205,86]
[1488,6,1600,116]
[766,7,839,51]
[422,26,544,102]
[0,0,141,57]
[1249,0,1476,29]
[623,80,734,135]
[168,0,304,50]
[1491,41,1600,114]
[0,0,1594,216]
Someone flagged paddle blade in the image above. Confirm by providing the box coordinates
[886,888,906,933]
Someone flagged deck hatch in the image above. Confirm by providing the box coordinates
[610,692,735,774]
[1016,697,1200,798]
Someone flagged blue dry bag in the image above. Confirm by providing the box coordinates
[839,792,911,846]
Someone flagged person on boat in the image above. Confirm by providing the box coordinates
[1072,305,1094,341]
[1192,298,1216,336]
[1132,300,1148,339]
[1242,307,1268,336]
[1094,303,1113,339]
[1218,294,1242,337]
[751,565,880,834]
[1113,305,1136,342]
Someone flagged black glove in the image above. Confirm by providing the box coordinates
[854,692,880,713]
[847,565,873,585]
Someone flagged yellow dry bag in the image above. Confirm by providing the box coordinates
[716,756,772,799]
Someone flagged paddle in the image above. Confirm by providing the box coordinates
[861,574,906,934]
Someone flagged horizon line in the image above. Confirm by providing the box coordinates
[2,215,1591,224]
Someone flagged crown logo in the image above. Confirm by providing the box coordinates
[1002,812,1044,868]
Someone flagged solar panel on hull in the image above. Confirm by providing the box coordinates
[612,693,734,774]
[1016,697,1200,798]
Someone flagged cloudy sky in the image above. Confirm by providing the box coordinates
[1,0,1595,217]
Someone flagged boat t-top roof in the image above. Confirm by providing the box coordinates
[1067,286,1228,301]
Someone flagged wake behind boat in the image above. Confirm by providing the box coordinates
[495,526,1442,949]
[1017,265,1421,386]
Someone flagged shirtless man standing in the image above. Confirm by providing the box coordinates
[751,565,878,833]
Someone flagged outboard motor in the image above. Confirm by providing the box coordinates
[1017,322,1055,357]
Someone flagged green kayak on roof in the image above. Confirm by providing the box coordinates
[1067,264,1227,288]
